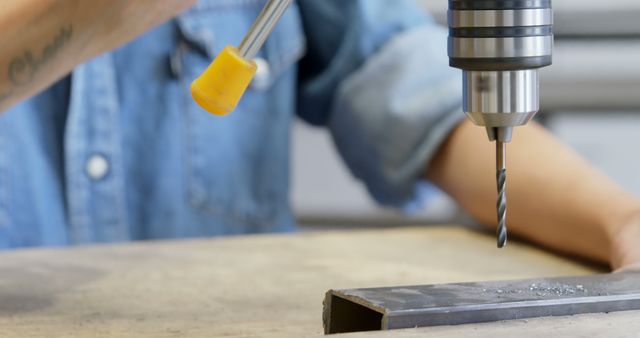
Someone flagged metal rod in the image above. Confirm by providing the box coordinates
[238,0,293,59]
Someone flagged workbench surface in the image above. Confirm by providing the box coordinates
[0,226,637,337]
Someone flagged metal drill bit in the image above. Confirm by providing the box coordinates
[496,141,507,248]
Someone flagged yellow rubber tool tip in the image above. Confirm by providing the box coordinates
[190,46,257,116]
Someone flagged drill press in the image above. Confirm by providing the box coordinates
[448,0,554,247]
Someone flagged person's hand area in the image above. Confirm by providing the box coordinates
[611,218,640,272]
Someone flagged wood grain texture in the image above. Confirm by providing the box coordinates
[0,226,616,337]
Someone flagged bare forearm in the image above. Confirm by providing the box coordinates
[0,1,77,111]
[0,0,195,112]
[427,120,640,266]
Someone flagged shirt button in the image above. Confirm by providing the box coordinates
[86,154,109,180]
[250,57,271,91]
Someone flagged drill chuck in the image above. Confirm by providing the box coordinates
[448,0,553,142]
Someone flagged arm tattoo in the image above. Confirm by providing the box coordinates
[6,25,73,87]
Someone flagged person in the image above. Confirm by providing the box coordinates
[0,0,638,271]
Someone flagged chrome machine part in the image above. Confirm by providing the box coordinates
[464,69,539,142]
[450,36,552,59]
[449,8,553,28]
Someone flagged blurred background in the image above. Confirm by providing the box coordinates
[293,0,640,228]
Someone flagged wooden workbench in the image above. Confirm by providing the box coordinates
[0,226,637,337]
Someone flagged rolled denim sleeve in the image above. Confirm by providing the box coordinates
[297,0,465,210]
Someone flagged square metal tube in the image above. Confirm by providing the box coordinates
[323,273,640,334]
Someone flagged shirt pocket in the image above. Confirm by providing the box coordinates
[174,0,306,227]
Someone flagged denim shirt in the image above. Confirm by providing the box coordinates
[0,0,463,248]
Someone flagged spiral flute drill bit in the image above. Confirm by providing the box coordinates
[496,141,507,248]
